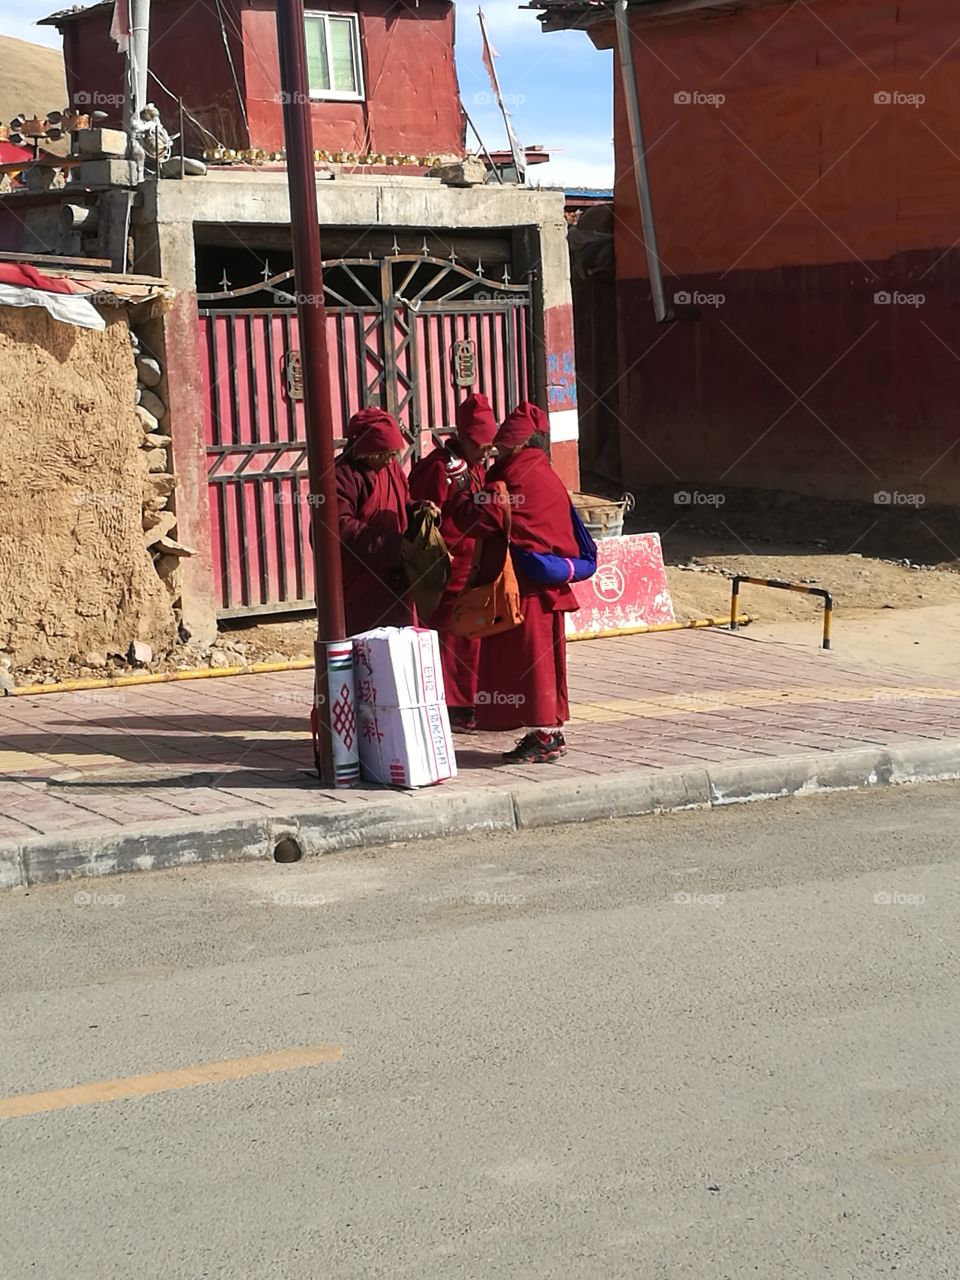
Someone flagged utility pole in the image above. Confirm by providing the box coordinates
[120,0,151,131]
[275,0,349,787]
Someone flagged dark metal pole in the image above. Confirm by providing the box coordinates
[275,0,346,786]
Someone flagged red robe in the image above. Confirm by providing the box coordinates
[408,444,487,709]
[452,446,579,731]
[335,456,414,636]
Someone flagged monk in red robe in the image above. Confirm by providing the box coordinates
[335,408,419,636]
[451,401,579,763]
[408,393,498,730]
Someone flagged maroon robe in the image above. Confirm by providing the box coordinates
[335,455,414,636]
[408,443,487,709]
[452,446,579,731]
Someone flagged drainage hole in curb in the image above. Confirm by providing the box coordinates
[274,837,303,864]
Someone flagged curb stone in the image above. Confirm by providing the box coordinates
[889,740,960,783]
[4,792,518,890]
[3,738,960,891]
[510,767,711,830]
[706,747,896,806]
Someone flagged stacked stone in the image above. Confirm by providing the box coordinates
[132,329,194,626]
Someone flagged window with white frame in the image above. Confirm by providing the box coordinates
[304,12,364,101]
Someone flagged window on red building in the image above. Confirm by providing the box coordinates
[305,12,365,101]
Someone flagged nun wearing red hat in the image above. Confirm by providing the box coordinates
[450,401,579,763]
[409,393,498,729]
[335,407,420,635]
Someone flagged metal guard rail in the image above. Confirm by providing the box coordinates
[730,576,833,650]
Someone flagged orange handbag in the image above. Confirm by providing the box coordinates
[449,481,525,639]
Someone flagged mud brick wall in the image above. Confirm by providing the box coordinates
[0,306,177,666]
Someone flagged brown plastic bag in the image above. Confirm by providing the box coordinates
[449,482,524,639]
[403,507,452,622]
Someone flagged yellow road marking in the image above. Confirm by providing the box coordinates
[0,751,51,772]
[0,1044,342,1119]
[0,750,127,773]
[568,685,960,723]
[37,753,127,770]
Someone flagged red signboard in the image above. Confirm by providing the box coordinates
[566,533,675,637]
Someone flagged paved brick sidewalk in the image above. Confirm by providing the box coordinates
[2,627,960,845]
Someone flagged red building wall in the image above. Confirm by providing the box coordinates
[59,0,249,150]
[54,0,464,158]
[241,0,464,155]
[607,0,960,505]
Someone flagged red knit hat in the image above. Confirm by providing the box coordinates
[495,401,543,449]
[346,407,406,456]
[455,393,498,446]
[528,404,549,438]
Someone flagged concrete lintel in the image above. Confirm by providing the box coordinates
[152,173,565,232]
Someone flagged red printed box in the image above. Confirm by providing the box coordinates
[353,628,457,788]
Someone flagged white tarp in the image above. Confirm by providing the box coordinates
[0,284,105,331]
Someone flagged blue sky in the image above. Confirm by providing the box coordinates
[453,1,614,188]
[1,0,613,187]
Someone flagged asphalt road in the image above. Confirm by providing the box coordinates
[2,784,959,1279]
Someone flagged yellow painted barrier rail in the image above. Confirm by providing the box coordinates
[730,575,833,650]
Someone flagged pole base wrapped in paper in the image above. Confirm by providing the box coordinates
[325,640,360,786]
[352,627,457,788]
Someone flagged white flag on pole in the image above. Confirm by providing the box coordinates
[478,7,526,182]
[110,0,131,52]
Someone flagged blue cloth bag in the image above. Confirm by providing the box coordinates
[510,505,598,585]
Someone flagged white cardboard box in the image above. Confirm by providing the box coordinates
[352,628,457,788]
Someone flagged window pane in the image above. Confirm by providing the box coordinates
[305,18,330,91]
[328,18,358,93]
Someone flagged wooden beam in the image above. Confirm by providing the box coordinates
[0,156,83,174]
[37,266,169,286]
[0,250,167,285]
[0,249,112,268]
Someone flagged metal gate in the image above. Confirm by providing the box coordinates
[198,253,533,618]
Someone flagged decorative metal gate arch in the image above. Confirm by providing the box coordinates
[198,251,533,616]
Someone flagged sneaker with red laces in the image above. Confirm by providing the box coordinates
[502,730,565,764]
[448,707,478,733]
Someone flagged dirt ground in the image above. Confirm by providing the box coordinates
[747,605,960,681]
[11,484,960,689]
[666,551,960,625]
[639,482,960,627]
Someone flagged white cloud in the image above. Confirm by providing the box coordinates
[528,136,614,189]
[532,154,614,189]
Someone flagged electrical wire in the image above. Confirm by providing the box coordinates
[147,67,229,149]
[213,0,249,132]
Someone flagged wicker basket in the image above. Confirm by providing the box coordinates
[572,491,635,540]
